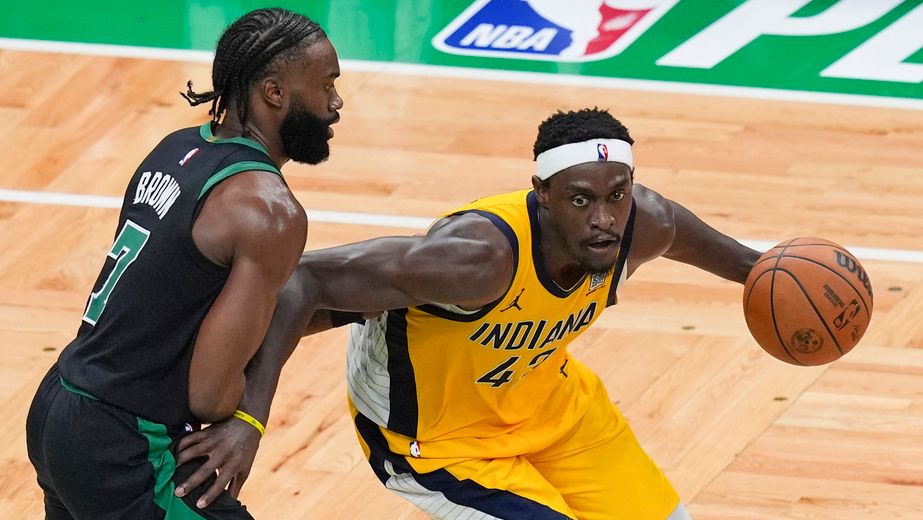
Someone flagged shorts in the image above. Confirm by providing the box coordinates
[26,363,253,520]
[351,375,685,519]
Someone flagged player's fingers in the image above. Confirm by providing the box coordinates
[174,463,219,498]
[176,431,207,451]
[196,473,234,509]
[228,468,251,498]
[174,441,211,465]
[228,475,243,498]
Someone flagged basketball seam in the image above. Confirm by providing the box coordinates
[744,269,793,362]
[780,253,872,312]
[752,244,847,269]
[751,255,779,269]
[744,269,773,312]
[774,268,845,357]
[769,241,803,366]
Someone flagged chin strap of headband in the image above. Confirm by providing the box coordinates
[535,139,633,180]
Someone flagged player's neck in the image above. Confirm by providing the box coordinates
[214,116,287,167]
[536,210,586,290]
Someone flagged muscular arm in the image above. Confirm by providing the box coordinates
[628,183,761,283]
[232,212,514,430]
[237,307,364,428]
[187,171,306,423]
[663,199,761,284]
[306,212,515,311]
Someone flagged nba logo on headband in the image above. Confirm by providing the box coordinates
[535,139,633,180]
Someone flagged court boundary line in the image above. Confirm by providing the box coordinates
[0,37,920,111]
[2,188,921,264]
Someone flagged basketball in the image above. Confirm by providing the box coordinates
[743,237,873,366]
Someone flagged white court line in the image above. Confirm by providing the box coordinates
[2,189,922,264]
[0,37,921,111]
[0,189,433,230]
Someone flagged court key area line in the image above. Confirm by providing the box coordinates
[2,188,922,265]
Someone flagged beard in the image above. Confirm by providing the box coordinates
[578,256,619,278]
[279,103,333,165]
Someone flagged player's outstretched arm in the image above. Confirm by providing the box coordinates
[231,212,516,433]
[629,183,761,284]
[303,212,516,312]
[181,211,508,441]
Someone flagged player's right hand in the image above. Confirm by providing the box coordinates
[173,417,262,509]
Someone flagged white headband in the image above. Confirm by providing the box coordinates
[535,139,633,180]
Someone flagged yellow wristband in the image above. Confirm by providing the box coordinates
[232,409,266,437]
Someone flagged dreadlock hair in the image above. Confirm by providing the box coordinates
[532,107,634,160]
[181,8,326,136]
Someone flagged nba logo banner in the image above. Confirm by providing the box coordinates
[433,0,680,62]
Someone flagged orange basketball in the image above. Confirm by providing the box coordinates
[743,237,873,366]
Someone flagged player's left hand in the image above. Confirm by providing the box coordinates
[174,417,262,509]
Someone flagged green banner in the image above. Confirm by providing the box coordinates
[2,0,920,100]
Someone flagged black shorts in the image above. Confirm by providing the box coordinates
[26,364,253,520]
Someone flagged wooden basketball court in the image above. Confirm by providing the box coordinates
[0,45,921,519]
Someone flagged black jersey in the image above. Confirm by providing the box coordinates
[58,122,285,426]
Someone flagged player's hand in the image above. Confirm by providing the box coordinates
[173,417,262,508]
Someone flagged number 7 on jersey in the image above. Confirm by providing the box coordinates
[82,220,150,325]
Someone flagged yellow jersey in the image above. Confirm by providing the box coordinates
[346,189,636,462]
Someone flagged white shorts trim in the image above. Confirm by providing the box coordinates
[383,461,501,520]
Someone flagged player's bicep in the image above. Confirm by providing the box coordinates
[626,185,676,276]
[308,214,514,311]
[661,196,759,283]
[391,213,515,304]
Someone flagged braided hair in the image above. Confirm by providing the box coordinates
[533,108,634,159]
[181,8,325,136]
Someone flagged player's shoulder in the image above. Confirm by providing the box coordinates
[210,170,306,240]
[627,183,676,269]
[632,184,672,226]
[429,212,514,256]
[632,184,675,235]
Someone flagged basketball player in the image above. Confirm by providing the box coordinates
[178,108,762,518]
[24,8,342,519]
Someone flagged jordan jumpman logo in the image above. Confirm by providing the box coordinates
[500,288,525,312]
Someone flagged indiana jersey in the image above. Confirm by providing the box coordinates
[58,122,283,426]
[347,189,636,460]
